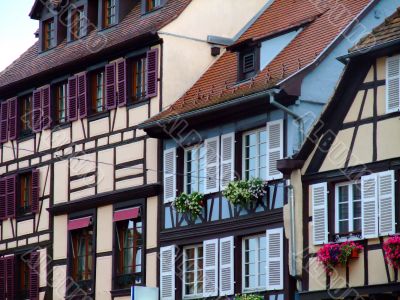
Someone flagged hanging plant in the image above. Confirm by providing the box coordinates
[235,294,263,300]
[172,192,205,218]
[223,178,268,206]
[338,241,363,266]
[383,236,400,269]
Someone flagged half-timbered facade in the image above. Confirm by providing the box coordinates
[140,1,400,299]
[279,9,400,299]
[0,0,268,299]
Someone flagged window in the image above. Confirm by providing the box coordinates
[145,0,162,12]
[17,255,30,299]
[239,49,259,81]
[243,128,267,180]
[55,83,68,123]
[242,235,266,292]
[115,218,143,289]
[20,95,32,136]
[91,70,105,113]
[71,6,85,41]
[18,173,32,216]
[184,144,206,194]
[335,182,362,235]
[71,227,93,293]
[43,18,55,50]
[104,0,117,27]
[183,245,203,298]
[130,57,147,101]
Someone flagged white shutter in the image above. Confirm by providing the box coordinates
[361,174,378,239]
[160,245,175,300]
[163,148,176,203]
[266,120,283,181]
[205,137,220,194]
[203,239,219,297]
[311,183,328,245]
[378,170,396,236]
[266,227,283,290]
[386,55,400,113]
[220,133,235,189]
[219,236,234,296]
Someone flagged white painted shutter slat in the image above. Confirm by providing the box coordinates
[266,228,283,290]
[219,236,234,296]
[361,174,378,239]
[378,170,395,236]
[220,133,235,189]
[311,183,328,245]
[205,137,220,194]
[163,148,176,203]
[266,120,283,181]
[160,245,175,300]
[203,239,219,297]
[386,55,400,113]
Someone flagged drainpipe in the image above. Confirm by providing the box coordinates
[287,179,298,279]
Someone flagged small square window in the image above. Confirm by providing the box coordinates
[145,0,162,13]
[238,49,259,81]
[43,18,55,51]
[243,53,255,73]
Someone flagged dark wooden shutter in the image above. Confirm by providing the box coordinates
[8,97,18,141]
[105,63,116,110]
[29,252,40,300]
[77,73,88,118]
[5,256,15,300]
[0,257,5,299]
[0,178,6,220]
[117,60,127,107]
[68,76,78,121]
[32,89,42,132]
[41,85,52,129]
[146,49,159,98]
[32,169,40,214]
[0,101,9,143]
[5,175,16,219]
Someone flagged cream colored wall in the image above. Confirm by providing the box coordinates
[97,205,113,253]
[96,256,113,299]
[146,252,158,288]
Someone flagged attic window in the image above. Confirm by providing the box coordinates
[70,6,86,41]
[43,18,55,50]
[238,48,259,81]
[103,0,117,27]
[243,53,255,73]
[144,0,162,13]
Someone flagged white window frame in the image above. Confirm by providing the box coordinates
[182,244,204,299]
[241,234,267,293]
[184,144,206,194]
[334,181,362,241]
[242,127,267,180]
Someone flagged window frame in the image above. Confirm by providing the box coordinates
[242,127,267,181]
[17,172,33,217]
[55,82,68,124]
[16,255,30,299]
[103,0,117,28]
[70,5,86,41]
[43,17,56,51]
[183,143,206,195]
[90,69,106,114]
[129,56,147,103]
[182,244,204,299]
[19,94,33,137]
[145,0,162,13]
[238,47,260,82]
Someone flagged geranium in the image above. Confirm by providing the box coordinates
[172,192,204,218]
[223,178,268,206]
[383,236,400,269]
[316,244,341,275]
[338,241,363,266]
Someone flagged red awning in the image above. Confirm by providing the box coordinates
[68,216,92,231]
[113,207,140,222]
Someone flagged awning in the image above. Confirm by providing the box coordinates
[113,207,140,222]
[68,216,92,231]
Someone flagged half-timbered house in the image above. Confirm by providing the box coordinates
[140,1,400,299]
[278,8,400,299]
[0,0,268,299]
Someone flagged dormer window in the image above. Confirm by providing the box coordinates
[104,0,117,27]
[70,6,86,41]
[238,48,260,81]
[143,0,163,13]
[43,18,55,51]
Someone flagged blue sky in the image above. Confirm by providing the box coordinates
[0,1,38,72]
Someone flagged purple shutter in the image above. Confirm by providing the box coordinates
[68,76,78,121]
[8,97,18,141]
[32,89,42,132]
[146,49,159,98]
[78,73,88,118]
[41,85,52,129]
[5,256,15,300]
[29,252,40,300]
[0,101,9,143]
[5,175,16,219]
[31,169,40,214]
[117,60,127,106]
[0,178,6,220]
[105,63,116,110]
[0,258,5,299]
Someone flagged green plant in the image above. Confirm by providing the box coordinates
[235,294,263,300]
[338,241,363,266]
[172,192,204,217]
[223,178,267,206]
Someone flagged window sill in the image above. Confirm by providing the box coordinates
[331,231,362,243]
[110,288,130,297]
[87,111,110,122]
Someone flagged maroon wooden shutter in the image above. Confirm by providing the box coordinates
[146,49,159,98]
[105,63,116,110]
[68,76,78,121]
[5,175,16,219]
[32,89,42,132]
[29,251,40,300]
[0,101,9,143]
[0,258,5,299]
[31,169,40,214]
[77,73,88,119]
[8,97,18,141]
[0,178,6,220]
[5,256,15,300]
[41,85,52,130]
[117,60,127,107]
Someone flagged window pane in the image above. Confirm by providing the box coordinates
[338,186,349,203]
[353,183,361,200]
[339,220,349,233]
[339,203,349,220]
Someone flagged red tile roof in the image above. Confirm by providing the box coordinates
[0,0,192,92]
[144,0,372,125]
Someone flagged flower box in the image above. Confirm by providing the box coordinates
[223,178,268,207]
[383,236,400,269]
[172,192,205,218]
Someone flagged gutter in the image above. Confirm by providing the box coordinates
[287,179,298,279]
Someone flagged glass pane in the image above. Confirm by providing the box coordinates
[353,218,362,232]
[338,186,349,203]
[353,200,362,219]
[339,220,349,233]
[339,203,349,220]
[353,183,361,200]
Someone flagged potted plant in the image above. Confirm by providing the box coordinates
[338,241,363,265]
[316,243,341,275]
[223,178,268,207]
[383,236,400,269]
[172,192,205,218]
[235,294,263,300]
